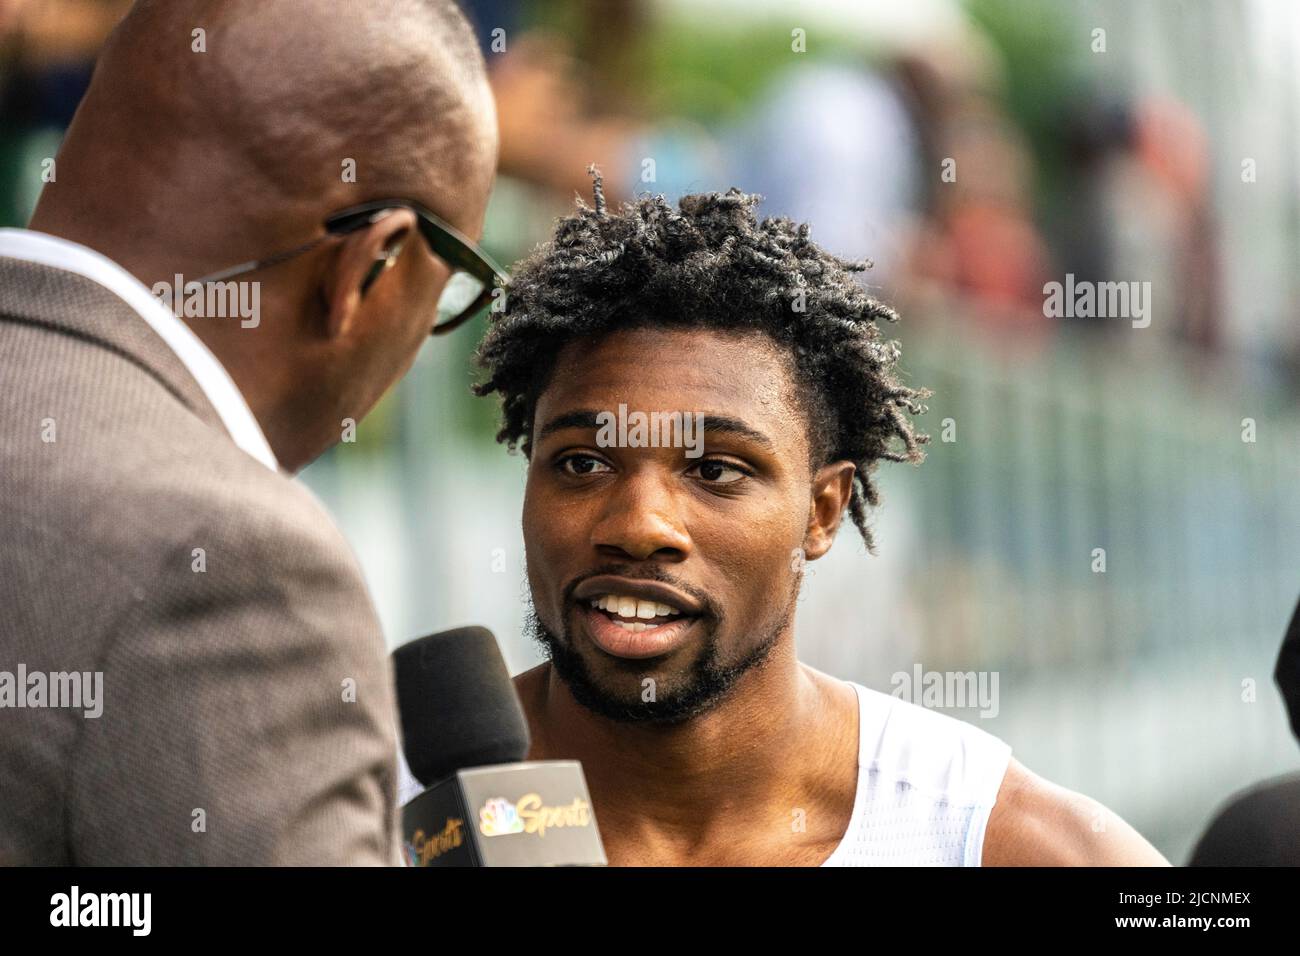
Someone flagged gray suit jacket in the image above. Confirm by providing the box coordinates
[0,255,399,865]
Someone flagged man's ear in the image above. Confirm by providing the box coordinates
[319,207,417,340]
[802,460,856,562]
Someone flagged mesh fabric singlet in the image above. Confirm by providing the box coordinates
[820,681,1012,867]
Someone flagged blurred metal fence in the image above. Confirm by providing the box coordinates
[877,316,1300,861]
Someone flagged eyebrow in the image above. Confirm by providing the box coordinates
[536,409,776,451]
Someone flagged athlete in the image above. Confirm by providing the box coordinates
[474,175,1168,866]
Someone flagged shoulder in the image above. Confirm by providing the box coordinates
[173,458,363,584]
[110,416,364,591]
[513,662,549,697]
[6,341,356,579]
[138,458,382,663]
[2,377,374,645]
[983,757,1169,865]
[513,663,551,758]
[77,430,382,668]
[92,450,385,685]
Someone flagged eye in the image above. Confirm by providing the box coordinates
[687,459,748,484]
[557,453,613,477]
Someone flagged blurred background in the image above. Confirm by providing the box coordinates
[4,0,1298,864]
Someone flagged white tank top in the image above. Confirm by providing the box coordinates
[820,681,1012,867]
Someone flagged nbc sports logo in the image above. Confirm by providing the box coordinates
[479,797,525,837]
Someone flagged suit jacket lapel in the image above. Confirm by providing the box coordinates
[0,255,229,437]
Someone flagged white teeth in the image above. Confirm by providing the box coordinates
[590,593,684,618]
[613,620,652,632]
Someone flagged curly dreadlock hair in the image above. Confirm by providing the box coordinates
[474,168,930,553]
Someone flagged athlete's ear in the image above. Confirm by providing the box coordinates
[802,460,856,561]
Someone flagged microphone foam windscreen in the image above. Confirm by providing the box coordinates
[393,626,531,786]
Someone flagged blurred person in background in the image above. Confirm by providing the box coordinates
[892,35,1054,344]
[1057,95,1220,349]
[0,0,130,225]
[1189,594,1300,865]
[460,0,644,206]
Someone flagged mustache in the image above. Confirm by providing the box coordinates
[561,563,722,623]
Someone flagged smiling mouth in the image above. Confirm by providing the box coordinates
[576,591,703,660]
[586,593,686,631]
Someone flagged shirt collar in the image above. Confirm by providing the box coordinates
[0,228,279,472]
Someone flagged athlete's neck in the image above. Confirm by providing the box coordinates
[516,645,859,865]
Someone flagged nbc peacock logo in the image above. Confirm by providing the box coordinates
[478,796,525,837]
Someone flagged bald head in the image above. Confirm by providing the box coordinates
[34,0,497,272]
[31,0,499,472]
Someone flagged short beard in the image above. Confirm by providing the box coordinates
[524,578,797,725]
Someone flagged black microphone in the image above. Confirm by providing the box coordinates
[394,626,607,866]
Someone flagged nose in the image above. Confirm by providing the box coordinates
[590,467,692,563]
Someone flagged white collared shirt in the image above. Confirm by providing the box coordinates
[0,228,279,472]
[397,748,423,806]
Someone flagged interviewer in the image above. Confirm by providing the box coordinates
[0,0,497,864]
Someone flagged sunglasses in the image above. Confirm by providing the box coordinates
[193,199,509,335]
